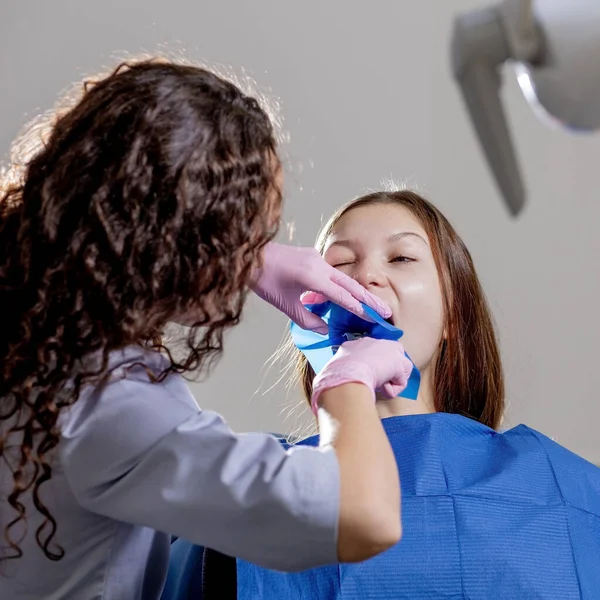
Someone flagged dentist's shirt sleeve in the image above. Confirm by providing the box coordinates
[59,350,339,572]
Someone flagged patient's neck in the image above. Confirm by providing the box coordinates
[375,367,435,419]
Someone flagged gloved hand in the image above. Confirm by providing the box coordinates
[251,243,391,333]
[310,337,414,414]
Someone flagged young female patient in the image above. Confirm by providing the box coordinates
[165,190,600,600]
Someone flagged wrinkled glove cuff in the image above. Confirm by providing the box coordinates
[311,362,376,415]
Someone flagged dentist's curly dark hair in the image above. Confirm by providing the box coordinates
[0,59,282,562]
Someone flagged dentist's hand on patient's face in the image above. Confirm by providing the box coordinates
[250,243,391,333]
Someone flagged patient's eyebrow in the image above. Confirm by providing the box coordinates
[326,231,429,250]
[325,239,354,249]
[386,232,429,247]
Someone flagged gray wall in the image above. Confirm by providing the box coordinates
[2,1,599,461]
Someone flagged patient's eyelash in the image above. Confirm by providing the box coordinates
[332,256,414,268]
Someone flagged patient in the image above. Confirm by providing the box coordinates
[293,189,503,427]
[164,190,600,600]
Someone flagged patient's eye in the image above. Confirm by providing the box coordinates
[332,261,355,268]
[390,255,414,264]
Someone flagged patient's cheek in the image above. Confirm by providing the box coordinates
[394,277,444,371]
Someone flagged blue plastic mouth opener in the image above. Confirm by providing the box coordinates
[290,301,420,400]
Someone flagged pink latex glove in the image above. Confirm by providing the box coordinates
[251,243,391,333]
[311,337,413,415]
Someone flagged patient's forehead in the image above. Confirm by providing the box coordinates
[328,203,428,242]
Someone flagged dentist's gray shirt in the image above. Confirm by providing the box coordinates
[0,347,339,599]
